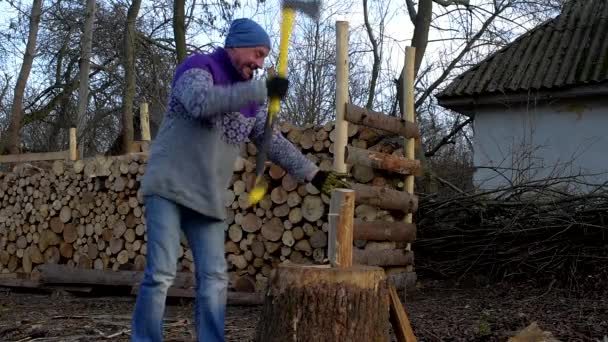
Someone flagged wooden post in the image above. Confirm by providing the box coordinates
[334,21,349,173]
[328,188,355,267]
[139,102,150,141]
[69,127,77,161]
[403,47,416,263]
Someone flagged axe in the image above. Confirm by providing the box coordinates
[249,0,321,205]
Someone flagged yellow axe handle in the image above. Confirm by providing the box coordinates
[249,7,296,205]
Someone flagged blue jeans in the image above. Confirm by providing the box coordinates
[132,195,228,341]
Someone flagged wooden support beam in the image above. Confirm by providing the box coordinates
[345,103,420,139]
[0,150,69,163]
[403,47,416,261]
[354,220,416,242]
[334,21,349,173]
[353,249,414,266]
[350,183,418,213]
[69,127,78,160]
[140,102,151,141]
[328,188,355,267]
[389,284,417,341]
[346,146,420,175]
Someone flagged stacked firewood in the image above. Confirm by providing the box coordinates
[0,122,413,292]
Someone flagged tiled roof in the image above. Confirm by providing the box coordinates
[437,0,608,100]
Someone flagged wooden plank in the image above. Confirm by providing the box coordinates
[130,286,264,306]
[38,264,194,288]
[0,276,93,293]
[0,277,41,288]
[353,220,416,242]
[328,189,355,267]
[346,146,420,175]
[351,183,418,213]
[389,284,417,342]
[345,103,420,139]
[0,150,69,163]
[353,249,414,266]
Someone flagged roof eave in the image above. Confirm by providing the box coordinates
[437,83,608,115]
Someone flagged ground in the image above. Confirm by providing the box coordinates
[0,279,606,341]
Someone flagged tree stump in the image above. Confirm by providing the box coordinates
[254,263,389,342]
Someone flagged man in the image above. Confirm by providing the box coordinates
[131,18,346,341]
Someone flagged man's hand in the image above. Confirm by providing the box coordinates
[266,76,289,99]
[310,170,351,196]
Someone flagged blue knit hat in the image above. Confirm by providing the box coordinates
[224,18,271,49]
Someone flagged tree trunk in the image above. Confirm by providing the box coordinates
[254,264,390,342]
[362,0,381,109]
[5,0,43,154]
[76,0,97,155]
[173,0,186,63]
[121,0,142,154]
[397,0,431,116]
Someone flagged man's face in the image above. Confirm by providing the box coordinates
[228,46,270,80]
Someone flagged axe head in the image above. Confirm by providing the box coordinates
[282,0,321,21]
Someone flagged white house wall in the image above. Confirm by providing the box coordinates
[473,98,608,192]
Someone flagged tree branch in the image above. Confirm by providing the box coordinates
[433,0,470,6]
[425,117,473,157]
[362,0,380,109]
[414,8,503,109]
[405,0,417,24]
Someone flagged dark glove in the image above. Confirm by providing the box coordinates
[310,170,351,196]
[266,76,289,99]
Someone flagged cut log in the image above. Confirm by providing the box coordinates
[351,183,418,213]
[270,187,287,204]
[272,203,289,218]
[50,217,64,234]
[254,264,389,342]
[261,217,283,242]
[346,146,420,175]
[59,206,71,223]
[301,196,324,222]
[354,220,416,242]
[281,174,298,192]
[344,103,420,139]
[242,213,262,233]
[59,242,74,259]
[228,225,243,242]
[354,249,414,266]
[269,165,286,180]
[351,165,375,183]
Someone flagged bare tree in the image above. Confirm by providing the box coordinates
[362,0,380,109]
[76,0,97,152]
[173,0,186,63]
[121,0,142,154]
[4,0,43,154]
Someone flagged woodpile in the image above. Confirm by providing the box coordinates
[0,121,416,292]
[415,177,608,286]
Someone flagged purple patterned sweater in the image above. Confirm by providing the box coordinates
[141,47,318,220]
